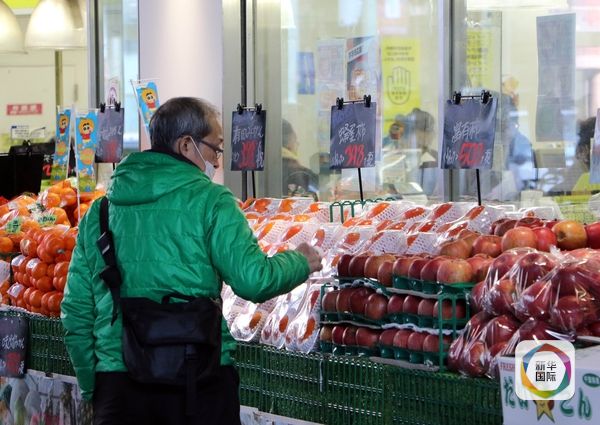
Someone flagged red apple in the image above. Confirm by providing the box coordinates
[408,257,431,279]
[387,294,405,315]
[544,219,560,229]
[321,290,339,312]
[437,259,474,284]
[549,295,597,332]
[420,256,448,282]
[348,255,370,277]
[337,254,354,277]
[494,219,517,237]
[586,321,600,337]
[432,299,466,319]
[484,314,520,347]
[511,252,557,290]
[379,329,399,346]
[448,337,465,371]
[577,327,593,337]
[336,287,358,313]
[365,293,388,321]
[377,261,394,287]
[460,340,488,377]
[349,287,375,315]
[320,325,333,342]
[501,227,537,251]
[553,220,588,251]
[392,329,413,348]
[532,227,558,252]
[392,256,418,277]
[331,325,346,344]
[407,332,427,351]
[487,249,531,282]
[438,239,471,259]
[467,255,493,283]
[486,278,516,316]
[516,319,560,342]
[356,327,381,348]
[422,334,452,353]
[364,254,396,279]
[515,279,555,320]
[403,295,422,314]
[342,326,358,346]
[490,218,510,235]
[585,222,600,249]
[465,311,494,339]
[469,280,488,313]
[489,341,509,358]
[417,298,436,316]
[516,216,543,229]
[472,235,502,258]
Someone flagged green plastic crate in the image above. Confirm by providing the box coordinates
[389,368,502,425]
[324,356,389,425]
[28,314,74,376]
[261,346,325,423]
[232,342,264,410]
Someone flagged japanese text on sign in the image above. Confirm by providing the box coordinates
[330,101,377,169]
[231,110,266,171]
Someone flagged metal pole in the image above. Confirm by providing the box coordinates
[240,0,248,201]
[55,51,64,108]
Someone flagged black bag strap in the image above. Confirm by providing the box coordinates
[97,197,122,325]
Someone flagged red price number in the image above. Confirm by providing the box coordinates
[458,142,484,167]
[239,140,258,169]
[344,144,365,168]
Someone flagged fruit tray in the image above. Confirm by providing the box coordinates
[393,275,475,295]
[331,342,379,357]
[379,343,449,366]
[320,310,389,327]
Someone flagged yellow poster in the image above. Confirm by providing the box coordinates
[466,28,496,89]
[381,37,420,135]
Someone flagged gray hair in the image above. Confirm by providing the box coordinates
[149,97,219,152]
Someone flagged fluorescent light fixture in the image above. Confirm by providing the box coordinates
[467,0,568,9]
[0,0,24,52]
[24,0,85,49]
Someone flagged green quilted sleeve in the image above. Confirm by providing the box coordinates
[207,187,310,303]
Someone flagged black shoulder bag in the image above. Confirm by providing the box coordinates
[96,197,222,415]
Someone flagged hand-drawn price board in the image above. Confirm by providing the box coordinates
[0,315,28,377]
[231,110,266,171]
[442,97,498,169]
[96,107,124,163]
[329,102,376,169]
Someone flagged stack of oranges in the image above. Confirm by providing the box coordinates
[6,225,77,317]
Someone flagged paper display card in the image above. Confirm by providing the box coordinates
[329,101,377,169]
[51,109,72,183]
[230,110,266,171]
[442,97,498,169]
[132,80,160,135]
[96,108,124,163]
[10,125,29,140]
[0,316,28,378]
[74,111,99,193]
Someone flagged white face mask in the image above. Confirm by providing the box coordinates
[191,139,216,180]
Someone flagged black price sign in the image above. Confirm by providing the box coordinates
[0,316,28,377]
[230,110,266,171]
[329,102,376,169]
[442,97,498,169]
[97,108,124,163]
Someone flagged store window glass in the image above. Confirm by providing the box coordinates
[454,0,600,218]
[0,0,89,153]
[268,0,444,202]
[98,0,139,151]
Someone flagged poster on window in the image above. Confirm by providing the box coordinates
[346,36,379,102]
[590,109,600,183]
[51,109,72,183]
[74,111,99,193]
[535,14,576,142]
[132,79,160,135]
[442,97,498,169]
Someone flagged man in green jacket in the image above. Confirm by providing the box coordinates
[61,97,322,425]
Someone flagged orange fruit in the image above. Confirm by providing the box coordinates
[48,292,63,313]
[293,214,311,222]
[42,192,61,209]
[366,203,389,219]
[54,262,69,278]
[53,276,67,292]
[36,276,53,292]
[281,224,303,242]
[0,236,14,254]
[59,187,77,206]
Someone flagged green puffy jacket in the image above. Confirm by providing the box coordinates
[61,151,310,400]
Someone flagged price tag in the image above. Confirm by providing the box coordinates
[329,102,376,169]
[0,316,28,377]
[441,97,498,169]
[38,215,57,227]
[5,218,22,234]
[230,109,266,171]
[10,125,29,140]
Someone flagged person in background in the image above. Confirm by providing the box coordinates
[382,114,406,151]
[572,116,600,193]
[62,97,323,425]
[404,108,438,195]
[282,119,319,199]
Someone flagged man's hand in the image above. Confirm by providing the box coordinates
[295,242,323,273]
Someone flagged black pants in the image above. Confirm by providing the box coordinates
[93,366,241,425]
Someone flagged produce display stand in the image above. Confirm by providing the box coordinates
[3,309,503,425]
